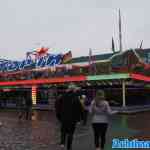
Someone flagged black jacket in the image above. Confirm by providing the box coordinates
[55,91,83,124]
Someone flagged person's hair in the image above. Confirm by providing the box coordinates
[68,83,80,91]
[95,90,105,102]
[81,95,86,99]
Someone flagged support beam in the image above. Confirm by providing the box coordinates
[122,80,126,107]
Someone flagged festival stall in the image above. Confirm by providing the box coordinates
[0,48,150,109]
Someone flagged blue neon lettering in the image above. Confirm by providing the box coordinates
[0,54,63,72]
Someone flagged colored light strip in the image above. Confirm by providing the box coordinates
[0,73,149,87]
[130,73,150,82]
[32,86,37,105]
[0,75,86,86]
[87,73,130,81]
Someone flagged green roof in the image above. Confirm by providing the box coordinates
[135,48,150,62]
[71,53,114,63]
[71,49,150,64]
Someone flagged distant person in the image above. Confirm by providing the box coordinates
[80,94,89,126]
[90,90,118,150]
[55,94,63,122]
[18,97,26,120]
[55,84,83,150]
[25,91,32,120]
[1,92,7,108]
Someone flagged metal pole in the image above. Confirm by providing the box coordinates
[122,80,126,107]
[119,9,123,52]
[89,48,92,74]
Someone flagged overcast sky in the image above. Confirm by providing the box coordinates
[0,0,150,60]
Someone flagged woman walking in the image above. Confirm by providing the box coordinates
[55,84,83,150]
[90,90,118,150]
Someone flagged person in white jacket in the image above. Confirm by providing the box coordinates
[90,90,118,150]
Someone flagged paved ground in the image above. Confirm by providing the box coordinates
[0,110,150,150]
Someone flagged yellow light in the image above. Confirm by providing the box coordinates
[32,86,37,105]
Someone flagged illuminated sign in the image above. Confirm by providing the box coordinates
[0,53,63,72]
[0,47,72,73]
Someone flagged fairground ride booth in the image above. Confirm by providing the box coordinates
[0,48,150,110]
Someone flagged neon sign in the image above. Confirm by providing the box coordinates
[0,54,63,72]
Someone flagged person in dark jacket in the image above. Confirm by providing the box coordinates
[18,96,26,120]
[80,94,89,126]
[25,91,32,120]
[55,84,83,150]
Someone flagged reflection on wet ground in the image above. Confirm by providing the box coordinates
[0,110,149,150]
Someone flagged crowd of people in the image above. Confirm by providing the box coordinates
[55,84,118,150]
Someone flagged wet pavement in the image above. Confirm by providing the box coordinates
[0,110,150,150]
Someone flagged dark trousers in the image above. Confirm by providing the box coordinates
[82,110,88,125]
[25,107,32,120]
[92,123,108,149]
[60,122,76,150]
[18,107,32,120]
[18,108,26,119]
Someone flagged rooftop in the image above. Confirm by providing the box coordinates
[71,48,150,64]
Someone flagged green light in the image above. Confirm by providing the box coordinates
[87,73,130,81]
